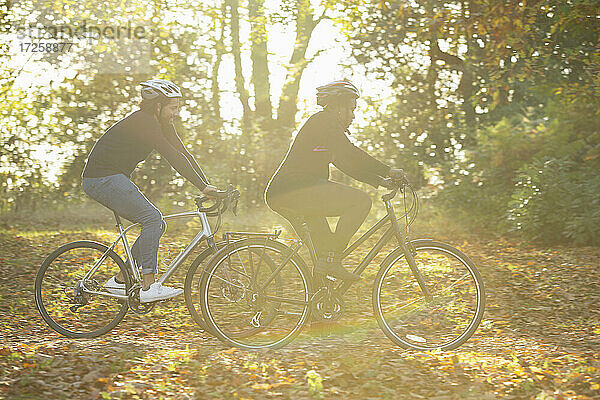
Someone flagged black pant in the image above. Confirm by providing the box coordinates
[266,181,372,256]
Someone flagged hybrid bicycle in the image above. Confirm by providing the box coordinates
[34,186,241,338]
[198,178,485,351]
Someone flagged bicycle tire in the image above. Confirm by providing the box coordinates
[200,237,313,350]
[184,240,227,332]
[373,239,485,351]
[34,241,130,338]
[184,239,285,336]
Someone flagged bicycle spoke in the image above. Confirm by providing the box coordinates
[203,268,249,289]
[202,240,310,349]
[427,272,472,296]
[35,242,128,338]
[375,242,484,350]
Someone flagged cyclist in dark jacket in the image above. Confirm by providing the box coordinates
[265,80,405,280]
[82,79,218,303]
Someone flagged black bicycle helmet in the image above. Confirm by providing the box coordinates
[316,80,360,107]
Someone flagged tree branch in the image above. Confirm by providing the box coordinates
[430,39,464,69]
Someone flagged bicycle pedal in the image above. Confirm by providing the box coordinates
[313,270,338,282]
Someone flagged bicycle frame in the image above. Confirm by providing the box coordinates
[338,196,430,297]
[81,210,216,300]
[257,191,430,299]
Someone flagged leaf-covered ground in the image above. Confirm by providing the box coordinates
[1,220,599,400]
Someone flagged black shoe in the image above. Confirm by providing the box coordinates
[315,252,360,281]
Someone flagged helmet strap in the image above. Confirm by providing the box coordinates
[332,107,345,130]
[149,101,164,123]
[156,102,162,115]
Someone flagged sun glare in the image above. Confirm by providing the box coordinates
[6,1,401,182]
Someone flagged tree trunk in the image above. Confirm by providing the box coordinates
[249,0,272,124]
[276,0,324,129]
[228,0,252,132]
[210,2,227,127]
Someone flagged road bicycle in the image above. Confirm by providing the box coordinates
[34,186,242,338]
[198,178,485,351]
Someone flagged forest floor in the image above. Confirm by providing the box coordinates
[0,208,599,400]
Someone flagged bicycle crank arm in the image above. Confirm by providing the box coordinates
[69,304,86,312]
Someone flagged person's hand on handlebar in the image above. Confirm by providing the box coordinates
[202,185,220,199]
[195,184,240,215]
[380,169,409,190]
[388,168,407,182]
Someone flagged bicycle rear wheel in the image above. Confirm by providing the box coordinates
[184,241,227,333]
[200,237,312,350]
[34,241,130,338]
[373,239,485,350]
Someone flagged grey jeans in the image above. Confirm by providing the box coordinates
[82,174,165,274]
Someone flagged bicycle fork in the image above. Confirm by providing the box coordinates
[384,199,431,299]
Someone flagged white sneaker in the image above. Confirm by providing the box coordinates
[139,282,183,303]
[104,276,126,295]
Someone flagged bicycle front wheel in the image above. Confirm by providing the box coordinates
[200,237,312,350]
[373,239,485,350]
[34,241,130,338]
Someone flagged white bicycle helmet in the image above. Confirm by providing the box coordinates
[140,79,182,100]
[316,80,360,107]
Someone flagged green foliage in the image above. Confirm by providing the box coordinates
[435,181,512,233]
[509,158,600,245]
[440,95,600,245]
[2,0,599,245]
[347,0,600,244]
[436,111,544,228]
[306,369,324,398]
[472,113,546,184]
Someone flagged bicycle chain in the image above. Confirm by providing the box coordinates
[127,283,156,315]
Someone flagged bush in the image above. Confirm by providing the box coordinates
[434,113,546,232]
[508,157,600,245]
[435,181,512,233]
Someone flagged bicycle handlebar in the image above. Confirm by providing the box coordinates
[194,184,240,216]
[380,177,408,201]
[380,176,419,228]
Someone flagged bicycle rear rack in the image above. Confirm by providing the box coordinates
[223,230,281,244]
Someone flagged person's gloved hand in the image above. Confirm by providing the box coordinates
[388,168,407,182]
[202,185,219,199]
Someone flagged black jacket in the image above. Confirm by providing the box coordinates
[82,108,208,189]
[266,109,390,196]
